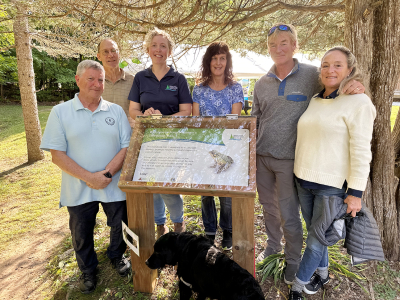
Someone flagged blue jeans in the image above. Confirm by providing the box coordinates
[295,179,346,284]
[67,201,127,274]
[153,193,184,225]
[201,196,232,235]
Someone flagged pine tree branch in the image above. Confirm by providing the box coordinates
[101,0,170,10]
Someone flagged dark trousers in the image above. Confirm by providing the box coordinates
[201,196,232,235]
[67,201,128,274]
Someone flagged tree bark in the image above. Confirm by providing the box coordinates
[344,0,374,89]
[346,0,400,261]
[369,0,400,260]
[345,0,374,213]
[13,1,44,162]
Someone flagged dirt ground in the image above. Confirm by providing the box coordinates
[1,201,400,300]
[0,217,70,299]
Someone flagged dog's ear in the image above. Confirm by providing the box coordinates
[154,232,180,266]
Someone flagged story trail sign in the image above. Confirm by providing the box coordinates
[119,116,257,293]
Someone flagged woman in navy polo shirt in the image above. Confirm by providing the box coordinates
[128,28,192,238]
[192,41,244,250]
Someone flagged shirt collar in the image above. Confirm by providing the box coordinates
[316,89,339,99]
[267,58,299,79]
[105,68,127,83]
[72,93,110,112]
[145,65,176,80]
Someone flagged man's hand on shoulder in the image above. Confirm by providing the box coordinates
[342,80,365,95]
[86,169,112,189]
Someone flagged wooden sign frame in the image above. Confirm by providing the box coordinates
[119,116,257,197]
[118,116,257,294]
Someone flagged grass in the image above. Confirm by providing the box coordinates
[256,221,368,293]
[372,261,400,300]
[1,104,400,300]
[0,105,204,299]
[0,105,64,256]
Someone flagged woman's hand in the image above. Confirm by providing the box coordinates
[143,107,155,116]
[342,80,365,95]
[344,195,362,217]
[143,107,162,116]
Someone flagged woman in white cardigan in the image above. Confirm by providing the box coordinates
[289,46,376,300]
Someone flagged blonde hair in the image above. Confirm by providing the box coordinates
[320,46,367,95]
[268,23,298,50]
[143,28,175,54]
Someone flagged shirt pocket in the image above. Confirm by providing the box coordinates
[286,94,307,102]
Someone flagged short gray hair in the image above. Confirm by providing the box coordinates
[76,60,104,76]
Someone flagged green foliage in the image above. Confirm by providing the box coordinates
[0,4,14,49]
[0,48,79,101]
[119,60,129,68]
[256,220,367,291]
[31,48,78,85]
[0,52,18,84]
[186,77,195,94]
[36,86,77,102]
[373,261,400,300]
[248,79,257,95]
[256,253,286,285]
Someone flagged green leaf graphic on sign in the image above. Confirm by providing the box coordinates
[142,128,225,145]
[132,58,141,64]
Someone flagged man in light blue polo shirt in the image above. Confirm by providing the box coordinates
[40,60,132,294]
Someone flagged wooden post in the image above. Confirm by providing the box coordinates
[119,116,258,293]
[232,197,255,276]
[126,192,157,293]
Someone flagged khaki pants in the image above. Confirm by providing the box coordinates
[256,155,303,265]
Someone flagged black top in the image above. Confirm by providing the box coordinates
[128,66,193,115]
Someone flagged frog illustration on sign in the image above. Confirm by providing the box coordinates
[209,150,234,174]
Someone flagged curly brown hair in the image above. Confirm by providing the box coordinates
[198,41,234,86]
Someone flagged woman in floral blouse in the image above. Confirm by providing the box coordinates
[192,41,244,249]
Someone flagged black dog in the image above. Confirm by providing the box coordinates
[146,232,265,300]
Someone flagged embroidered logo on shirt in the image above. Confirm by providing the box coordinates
[165,85,178,91]
[105,117,115,125]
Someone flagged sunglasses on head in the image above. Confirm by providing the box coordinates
[268,25,292,36]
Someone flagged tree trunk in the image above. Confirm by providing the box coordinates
[13,1,44,162]
[345,0,374,212]
[369,0,400,260]
[346,0,400,261]
[344,0,374,89]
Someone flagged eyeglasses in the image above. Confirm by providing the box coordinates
[101,49,119,56]
[268,25,292,36]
